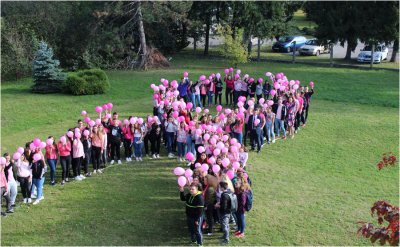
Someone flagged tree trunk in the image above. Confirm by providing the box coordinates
[257,37,261,62]
[193,37,197,55]
[204,20,210,56]
[137,1,148,70]
[247,35,252,56]
[344,39,357,60]
[390,38,398,62]
[370,43,375,69]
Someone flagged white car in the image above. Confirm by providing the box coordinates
[357,44,389,63]
[299,39,330,56]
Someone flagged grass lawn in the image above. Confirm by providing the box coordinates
[1,55,399,245]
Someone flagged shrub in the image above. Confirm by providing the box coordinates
[64,69,110,95]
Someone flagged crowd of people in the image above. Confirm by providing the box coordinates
[0,68,315,246]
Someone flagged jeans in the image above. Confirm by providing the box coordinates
[177,142,186,157]
[221,213,230,241]
[186,136,195,156]
[187,216,203,245]
[60,155,71,180]
[83,150,90,174]
[206,204,215,233]
[47,159,57,182]
[110,141,121,161]
[266,121,275,142]
[251,130,262,151]
[225,88,233,105]
[193,94,202,108]
[215,92,222,105]
[275,118,286,137]
[201,94,206,107]
[133,137,143,158]
[234,132,243,144]
[32,177,45,199]
[72,157,82,177]
[92,146,102,170]
[304,104,310,123]
[0,187,12,213]
[235,212,245,234]
[165,132,175,154]
[17,176,31,199]
[233,90,241,104]
[207,91,214,106]
[7,180,17,204]
[144,134,150,155]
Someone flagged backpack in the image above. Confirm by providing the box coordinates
[225,192,238,213]
[244,190,253,212]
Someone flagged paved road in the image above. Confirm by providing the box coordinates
[188,36,398,61]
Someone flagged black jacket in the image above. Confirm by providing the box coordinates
[31,160,45,179]
[180,191,204,220]
[109,125,122,143]
[220,189,233,214]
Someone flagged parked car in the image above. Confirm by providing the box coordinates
[272,36,307,53]
[299,39,330,56]
[357,44,389,63]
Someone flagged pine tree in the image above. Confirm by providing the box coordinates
[32,41,66,93]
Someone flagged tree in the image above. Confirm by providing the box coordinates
[32,41,66,93]
[358,153,399,246]
[217,25,248,67]
[304,2,363,60]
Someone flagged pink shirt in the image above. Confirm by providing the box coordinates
[239,152,248,167]
[297,96,304,112]
[5,162,15,182]
[176,129,187,143]
[45,144,58,159]
[0,168,7,189]
[58,141,72,157]
[122,127,133,140]
[73,139,84,158]
[16,159,31,178]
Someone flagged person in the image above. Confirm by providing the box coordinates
[122,121,133,162]
[238,146,248,168]
[164,116,178,158]
[99,124,108,169]
[233,77,242,104]
[232,117,244,144]
[176,121,187,162]
[178,77,190,102]
[72,133,85,181]
[248,107,264,153]
[203,175,217,236]
[45,136,58,185]
[286,96,296,139]
[82,131,92,177]
[58,135,72,184]
[265,107,276,144]
[1,157,13,216]
[4,153,17,207]
[148,117,162,159]
[179,183,205,246]
[295,92,304,133]
[91,125,104,174]
[303,86,314,125]
[16,152,32,202]
[31,154,46,205]
[193,81,203,109]
[263,80,271,99]
[109,120,122,164]
[132,122,144,162]
[234,177,250,238]
[215,181,233,244]
[200,81,207,108]
[224,75,234,105]
[273,97,287,140]
[214,76,223,105]
[255,80,263,102]
[207,79,215,107]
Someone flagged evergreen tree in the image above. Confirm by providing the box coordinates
[32,41,66,93]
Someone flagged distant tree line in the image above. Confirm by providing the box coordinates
[1,1,398,80]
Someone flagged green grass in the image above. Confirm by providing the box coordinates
[291,9,317,30]
[1,54,399,245]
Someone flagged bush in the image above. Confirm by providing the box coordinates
[64,69,110,95]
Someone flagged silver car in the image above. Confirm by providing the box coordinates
[299,39,330,56]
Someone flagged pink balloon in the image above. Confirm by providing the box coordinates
[186,102,193,110]
[103,104,109,110]
[60,136,67,143]
[84,117,91,123]
[185,152,195,161]
[232,162,240,169]
[159,85,165,91]
[199,75,206,81]
[17,147,24,154]
[204,109,209,114]
[197,146,205,153]
[81,110,87,116]
[247,100,254,106]
[75,132,81,139]
[89,120,95,127]
[230,146,238,153]
[172,111,179,118]
[195,163,202,168]
[123,119,129,125]
[210,138,217,145]
[221,147,228,154]
[266,72,272,77]
[67,131,74,138]
[178,176,187,187]
[201,164,209,172]
[267,100,274,106]
[212,164,221,174]
[95,106,103,113]
[221,158,230,168]
[216,105,222,112]
[259,98,265,104]
[258,78,263,83]
[280,85,286,91]
[289,80,295,86]
[224,109,232,115]
[105,113,111,119]
[174,167,185,176]
[195,107,202,113]
[293,84,299,90]
[96,119,102,125]
[185,169,193,178]
[224,69,229,75]
[229,67,233,72]
[107,103,113,109]
[33,138,41,147]
[195,129,202,136]
[230,138,238,145]
[0,157,6,165]
[163,80,169,86]
[46,139,54,146]
[208,157,216,165]
[213,148,221,156]
[13,152,21,160]
[151,83,156,89]
[183,71,189,77]
[83,130,90,137]
[226,170,234,180]
[234,74,240,79]
[137,118,144,125]
[254,119,260,126]
[309,81,315,87]
[204,134,210,141]
[270,90,276,96]
[178,116,185,123]
[33,153,42,162]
